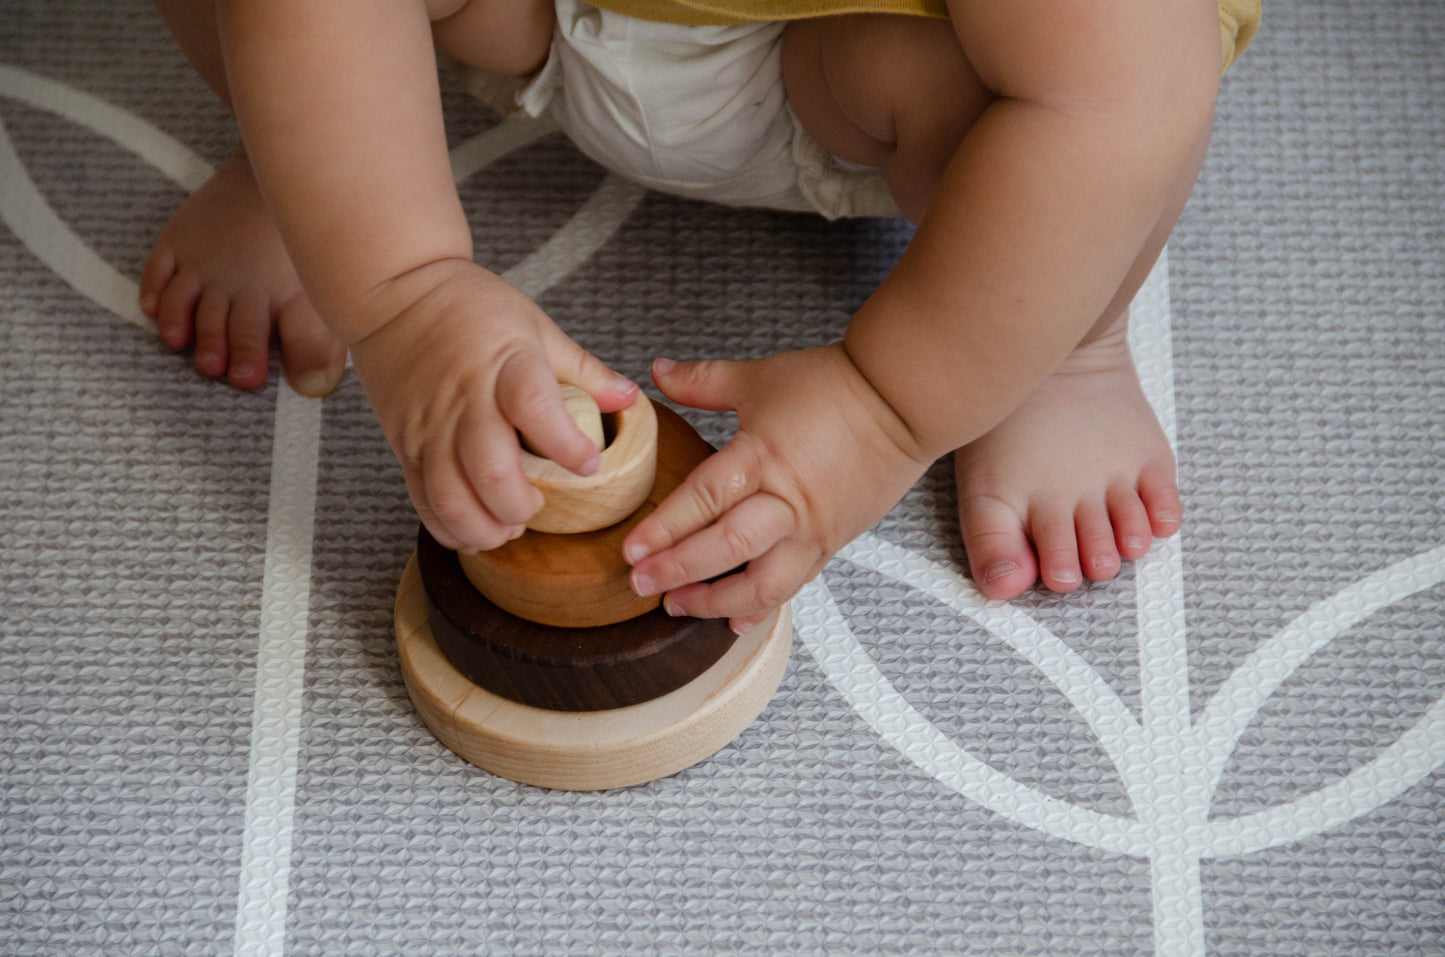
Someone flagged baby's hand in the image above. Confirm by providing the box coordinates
[623,343,931,633]
[348,260,638,552]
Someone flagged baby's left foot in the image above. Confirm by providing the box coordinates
[954,323,1183,600]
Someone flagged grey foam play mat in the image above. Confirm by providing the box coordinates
[2,2,1442,954]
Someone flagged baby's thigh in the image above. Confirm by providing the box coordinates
[781,15,991,167]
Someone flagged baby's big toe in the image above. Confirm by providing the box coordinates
[278,297,347,397]
[1138,461,1184,538]
[961,496,1040,601]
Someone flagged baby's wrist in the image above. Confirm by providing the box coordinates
[826,341,937,470]
[340,257,486,350]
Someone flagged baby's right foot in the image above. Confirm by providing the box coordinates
[139,146,346,396]
[953,321,1183,600]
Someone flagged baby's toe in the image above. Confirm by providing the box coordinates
[138,246,177,321]
[960,495,1039,601]
[155,269,202,351]
[1075,500,1121,582]
[1138,461,1183,538]
[1030,503,1084,593]
[277,297,347,397]
[225,294,272,391]
[191,287,231,378]
[1107,482,1154,561]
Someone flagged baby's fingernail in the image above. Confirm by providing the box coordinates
[652,357,676,377]
[508,526,526,541]
[664,598,684,617]
[623,542,648,564]
[140,292,157,315]
[632,571,657,597]
[578,453,601,476]
[731,618,758,636]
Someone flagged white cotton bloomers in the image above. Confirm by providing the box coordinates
[455,0,901,220]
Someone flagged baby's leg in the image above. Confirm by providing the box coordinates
[142,0,346,394]
[784,15,1193,599]
[141,0,553,395]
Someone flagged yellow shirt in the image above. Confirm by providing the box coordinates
[589,0,1261,72]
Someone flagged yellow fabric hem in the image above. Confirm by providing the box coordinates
[590,0,945,26]
[587,0,1261,72]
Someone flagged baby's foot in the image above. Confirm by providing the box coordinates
[139,146,346,395]
[954,322,1183,600]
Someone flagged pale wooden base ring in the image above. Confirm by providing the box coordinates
[394,556,792,790]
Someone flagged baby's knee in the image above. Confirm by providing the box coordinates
[431,0,555,77]
[785,15,992,218]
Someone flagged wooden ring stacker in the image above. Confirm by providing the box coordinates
[394,395,792,790]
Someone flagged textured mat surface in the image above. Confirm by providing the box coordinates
[2,2,1442,955]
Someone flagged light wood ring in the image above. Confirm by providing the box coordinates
[395,555,792,790]
[521,391,657,534]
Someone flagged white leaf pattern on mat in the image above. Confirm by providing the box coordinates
[798,253,1445,957]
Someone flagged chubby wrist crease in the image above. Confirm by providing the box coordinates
[834,341,934,468]
[349,256,481,349]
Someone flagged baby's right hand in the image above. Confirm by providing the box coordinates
[347,260,638,552]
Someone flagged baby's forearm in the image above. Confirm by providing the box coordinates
[217,0,473,343]
[845,0,1218,462]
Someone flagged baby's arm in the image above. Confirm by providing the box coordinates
[843,0,1220,457]
[624,0,1220,626]
[216,0,635,550]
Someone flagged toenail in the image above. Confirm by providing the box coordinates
[1051,569,1080,585]
[293,370,338,397]
[984,561,1019,584]
[1123,536,1146,550]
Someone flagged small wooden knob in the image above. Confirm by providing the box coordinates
[521,391,657,535]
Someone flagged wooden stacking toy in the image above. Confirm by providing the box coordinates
[393,386,792,790]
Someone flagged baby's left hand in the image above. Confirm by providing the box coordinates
[623,343,932,633]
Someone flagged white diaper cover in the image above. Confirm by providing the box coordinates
[456,0,901,220]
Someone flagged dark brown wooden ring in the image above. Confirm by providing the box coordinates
[416,526,739,712]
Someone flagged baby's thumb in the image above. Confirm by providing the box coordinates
[651,357,739,412]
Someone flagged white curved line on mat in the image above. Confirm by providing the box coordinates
[451,113,557,184]
[0,64,211,329]
[0,64,213,190]
[836,534,1150,803]
[1193,543,1445,808]
[1203,692,1445,859]
[795,575,1149,857]
[501,173,646,299]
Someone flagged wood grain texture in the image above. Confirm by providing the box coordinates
[396,555,793,790]
[520,391,657,534]
[459,402,714,628]
[421,526,738,711]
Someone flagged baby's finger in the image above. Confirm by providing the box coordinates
[651,356,744,413]
[407,456,521,553]
[629,493,795,599]
[496,351,601,477]
[543,330,640,414]
[622,436,764,565]
[456,409,544,528]
[661,542,817,624]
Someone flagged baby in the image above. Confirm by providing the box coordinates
[142,0,1258,633]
